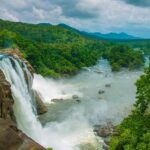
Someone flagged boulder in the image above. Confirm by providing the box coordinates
[51,98,63,102]
[72,95,79,99]
[98,90,105,94]
[94,70,103,74]
[97,127,111,137]
[0,118,46,150]
[76,99,81,103]
[105,84,111,88]
[34,91,48,115]
[94,123,114,138]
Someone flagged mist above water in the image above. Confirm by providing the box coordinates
[32,59,142,149]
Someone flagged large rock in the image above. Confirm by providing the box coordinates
[0,118,45,150]
[94,123,114,138]
[72,95,79,99]
[98,90,105,94]
[34,91,48,115]
[51,98,64,103]
[0,70,15,121]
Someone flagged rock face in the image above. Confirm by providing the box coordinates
[34,91,48,115]
[0,118,45,150]
[0,70,15,121]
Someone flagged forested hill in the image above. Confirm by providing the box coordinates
[0,19,144,77]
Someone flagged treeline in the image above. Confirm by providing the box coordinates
[116,39,150,55]
[0,19,144,77]
[110,66,150,150]
[103,45,144,71]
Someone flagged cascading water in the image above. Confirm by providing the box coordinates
[0,55,43,142]
[0,55,143,150]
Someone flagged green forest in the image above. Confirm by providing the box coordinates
[0,19,144,77]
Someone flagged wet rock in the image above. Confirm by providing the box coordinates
[94,123,114,138]
[94,123,114,150]
[0,70,15,121]
[51,98,63,102]
[98,127,111,137]
[98,90,105,94]
[94,70,103,74]
[34,91,48,115]
[76,99,81,103]
[0,118,46,150]
[105,84,111,88]
[72,95,79,99]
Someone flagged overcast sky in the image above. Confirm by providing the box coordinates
[0,0,150,38]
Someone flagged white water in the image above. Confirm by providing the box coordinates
[0,56,142,150]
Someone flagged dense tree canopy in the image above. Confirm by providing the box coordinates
[0,19,145,77]
[103,45,144,71]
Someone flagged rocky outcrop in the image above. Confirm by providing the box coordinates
[34,91,48,115]
[0,118,45,150]
[0,70,15,121]
[1,48,33,73]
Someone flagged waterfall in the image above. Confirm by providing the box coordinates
[0,55,43,143]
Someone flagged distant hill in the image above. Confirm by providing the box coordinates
[87,32,141,40]
[58,23,141,40]
[37,23,52,26]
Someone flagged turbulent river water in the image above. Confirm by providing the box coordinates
[0,56,143,150]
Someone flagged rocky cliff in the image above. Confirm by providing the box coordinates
[0,70,15,121]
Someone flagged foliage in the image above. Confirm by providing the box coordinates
[103,45,144,71]
[0,19,144,77]
[135,66,150,114]
[0,19,107,77]
[115,39,150,55]
[47,148,53,150]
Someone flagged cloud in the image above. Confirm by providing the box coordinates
[0,0,150,38]
[123,0,150,7]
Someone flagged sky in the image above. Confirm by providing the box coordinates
[0,0,150,38]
